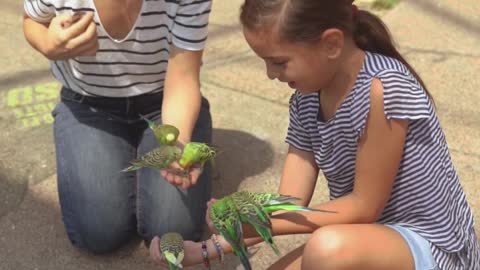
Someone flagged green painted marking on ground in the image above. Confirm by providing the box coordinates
[5,81,60,129]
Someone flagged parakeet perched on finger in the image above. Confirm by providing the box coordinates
[122,145,182,172]
[230,192,280,256]
[178,142,216,170]
[140,115,179,146]
[210,196,252,270]
[160,232,184,270]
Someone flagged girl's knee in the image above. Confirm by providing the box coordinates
[308,226,348,257]
[303,226,352,269]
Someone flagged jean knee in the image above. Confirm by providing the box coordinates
[66,219,135,254]
[139,215,204,243]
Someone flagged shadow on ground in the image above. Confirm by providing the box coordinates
[0,125,272,270]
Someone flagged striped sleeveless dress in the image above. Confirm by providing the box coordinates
[285,51,479,269]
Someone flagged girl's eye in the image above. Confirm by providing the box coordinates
[272,61,286,66]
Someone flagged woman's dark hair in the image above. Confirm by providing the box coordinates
[240,0,432,98]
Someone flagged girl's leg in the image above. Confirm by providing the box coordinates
[302,224,415,270]
[137,97,212,242]
[53,97,138,254]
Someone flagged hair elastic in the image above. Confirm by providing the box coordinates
[352,4,359,19]
[211,234,225,264]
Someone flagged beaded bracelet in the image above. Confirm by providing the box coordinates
[211,234,225,264]
[201,240,211,269]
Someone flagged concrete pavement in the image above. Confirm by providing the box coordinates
[0,0,478,269]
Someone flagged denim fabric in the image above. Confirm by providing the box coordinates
[52,87,212,254]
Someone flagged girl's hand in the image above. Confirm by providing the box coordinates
[150,236,203,267]
[43,12,98,60]
[206,198,219,234]
[161,162,202,189]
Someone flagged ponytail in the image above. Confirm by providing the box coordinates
[353,10,432,99]
[240,0,432,100]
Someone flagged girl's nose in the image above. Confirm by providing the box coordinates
[266,64,278,80]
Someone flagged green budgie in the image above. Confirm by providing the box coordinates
[140,115,180,146]
[122,145,182,172]
[241,191,337,215]
[178,142,216,170]
[160,232,184,270]
[230,192,280,256]
[210,196,252,270]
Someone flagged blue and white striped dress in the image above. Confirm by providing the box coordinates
[285,52,479,269]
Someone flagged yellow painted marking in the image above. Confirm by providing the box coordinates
[5,82,60,129]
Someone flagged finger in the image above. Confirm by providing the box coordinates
[173,175,184,186]
[63,12,94,40]
[165,174,176,185]
[207,198,218,206]
[66,20,97,50]
[149,236,163,264]
[189,170,201,186]
[160,170,175,185]
[53,12,81,29]
[181,179,190,190]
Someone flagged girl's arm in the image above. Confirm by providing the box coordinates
[277,146,319,207]
[209,77,409,255]
[249,77,409,236]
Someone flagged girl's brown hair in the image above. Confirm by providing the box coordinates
[240,0,431,97]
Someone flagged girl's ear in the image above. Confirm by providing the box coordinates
[320,28,344,59]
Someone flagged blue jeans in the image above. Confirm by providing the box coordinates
[52,87,212,254]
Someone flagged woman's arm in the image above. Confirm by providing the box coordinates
[161,45,203,144]
[23,12,98,60]
[160,45,205,188]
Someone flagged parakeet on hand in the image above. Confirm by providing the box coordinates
[221,191,337,257]
[230,192,280,256]
[140,115,180,146]
[210,196,252,270]
[178,142,216,170]
[122,145,182,172]
[160,232,184,270]
[241,191,337,215]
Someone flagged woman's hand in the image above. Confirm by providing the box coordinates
[161,162,202,189]
[43,12,98,60]
[150,236,204,268]
[205,198,219,234]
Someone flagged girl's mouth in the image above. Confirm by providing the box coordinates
[288,81,296,89]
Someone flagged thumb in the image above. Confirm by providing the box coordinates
[207,198,218,207]
[54,12,82,28]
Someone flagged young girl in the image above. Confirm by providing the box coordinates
[23,0,213,254]
[150,0,479,269]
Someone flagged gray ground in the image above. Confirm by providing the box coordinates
[0,0,478,269]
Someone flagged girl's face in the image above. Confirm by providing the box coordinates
[244,28,339,94]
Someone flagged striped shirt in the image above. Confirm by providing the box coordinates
[286,52,479,269]
[24,0,211,97]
